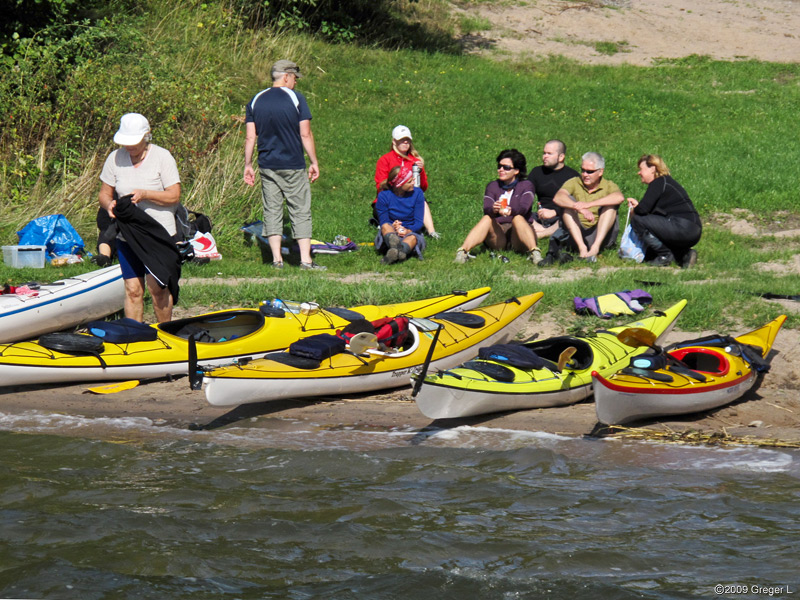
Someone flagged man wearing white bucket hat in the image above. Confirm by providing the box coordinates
[98,113,182,321]
[243,59,325,271]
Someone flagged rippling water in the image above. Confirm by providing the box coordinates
[0,412,797,599]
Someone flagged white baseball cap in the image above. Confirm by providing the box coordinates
[392,125,412,141]
[113,113,150,145]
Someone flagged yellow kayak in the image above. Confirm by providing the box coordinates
[413,300,687,419]
[0,287,490,387]
[593,314,787,425]
[203,292,543,407]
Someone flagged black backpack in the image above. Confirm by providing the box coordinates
[86,318,158,343]
[289,334,347,361]
[175,205,213,240]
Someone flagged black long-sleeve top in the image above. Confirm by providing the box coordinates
[635,175,701,226]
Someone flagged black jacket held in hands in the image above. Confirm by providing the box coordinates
[113,194,181,305]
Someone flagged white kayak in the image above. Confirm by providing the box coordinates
[0,265,125,343]
[202,293,542,407]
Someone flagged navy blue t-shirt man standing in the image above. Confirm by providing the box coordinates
[244,59,325,270]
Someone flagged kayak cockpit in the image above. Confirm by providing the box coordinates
[526,336,594,371]
[158,310,265,343]
[670,347,730,376]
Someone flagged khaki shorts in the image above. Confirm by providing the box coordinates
[259,168,313,240]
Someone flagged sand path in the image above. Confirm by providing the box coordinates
[459,0,799,65]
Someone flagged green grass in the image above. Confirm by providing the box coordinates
[2,0,800,332]
[594,40,630,55]
[458,14,492,34]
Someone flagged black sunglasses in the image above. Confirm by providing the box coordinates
[497,163,516,171]
[581,168,599,174]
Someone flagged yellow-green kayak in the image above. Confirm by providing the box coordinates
[414,300,687,419]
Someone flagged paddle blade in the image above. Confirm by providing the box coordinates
[86,380,141,394]
[617,327,657,348]
[409,317,438,332]
[348,332,378,355]
[557,346,577,372]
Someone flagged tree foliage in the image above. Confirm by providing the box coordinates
[1,0,130,58]
[0,1,145,196]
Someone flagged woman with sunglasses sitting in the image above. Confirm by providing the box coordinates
[374,125,439,238]
[454,149,541,264]
[375,165,426,264]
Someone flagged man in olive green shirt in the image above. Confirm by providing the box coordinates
[538,151,624,265]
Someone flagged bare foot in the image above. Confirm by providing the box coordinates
[586,243,601,258]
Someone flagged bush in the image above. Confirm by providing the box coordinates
[232,0,456,50]
[0,2,240,211]
[0,0,133,61]
[0,1,138,203]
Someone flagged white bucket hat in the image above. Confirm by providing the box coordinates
[392,125,412,141]
[113,113,150,145]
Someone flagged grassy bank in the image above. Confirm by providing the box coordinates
[1,0,799,332]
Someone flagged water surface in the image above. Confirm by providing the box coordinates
[0,412,797,599]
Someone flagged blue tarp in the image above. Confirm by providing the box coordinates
[17,214,85,257]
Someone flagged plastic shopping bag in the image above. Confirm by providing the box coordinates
[618,208,645,263]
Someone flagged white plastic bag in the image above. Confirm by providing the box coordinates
[618,208,645,263]
[189,231,222,260]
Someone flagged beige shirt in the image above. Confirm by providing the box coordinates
[100,144,181,236]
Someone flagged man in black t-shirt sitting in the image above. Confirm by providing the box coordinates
[527,139,579,239]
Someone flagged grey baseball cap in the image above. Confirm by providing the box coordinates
[272,59,303,78]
